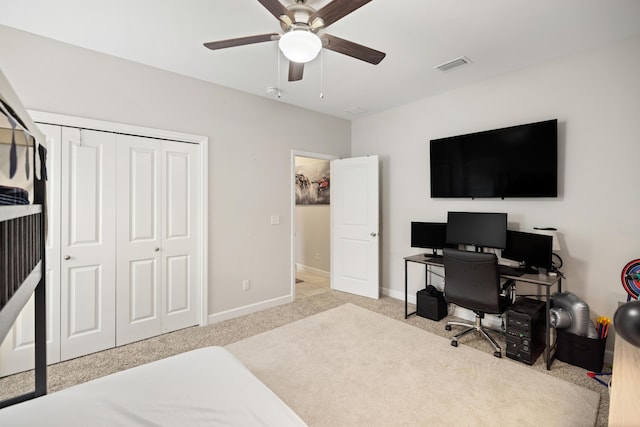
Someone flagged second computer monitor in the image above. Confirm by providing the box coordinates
[502,230,553,271]
[411,222,448,256]
[446,211,507,250]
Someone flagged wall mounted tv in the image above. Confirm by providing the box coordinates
[430,119,558,198]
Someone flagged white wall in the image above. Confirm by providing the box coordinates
[295,205,330,272]
[0,25,351,318]
[295,156,330,273]
[352,34,640,329]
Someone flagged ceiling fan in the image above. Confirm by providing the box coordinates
[203,0,386,82]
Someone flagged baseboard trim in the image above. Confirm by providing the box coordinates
[383,286,413,304]
[208,295,293,324]
[295,264,330,278]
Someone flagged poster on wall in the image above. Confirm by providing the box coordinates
[295,157,330,205]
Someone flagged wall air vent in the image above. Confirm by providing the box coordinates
[434,56,472,72]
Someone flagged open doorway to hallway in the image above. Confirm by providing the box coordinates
[292,152,336,299]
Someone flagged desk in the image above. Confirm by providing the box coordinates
[404,254,562,370]
[609,332,640,425]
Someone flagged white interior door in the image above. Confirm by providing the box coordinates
[116,135,162,346]
[60,127,116,361]
[0,123,61,376]
[331,155,379,299]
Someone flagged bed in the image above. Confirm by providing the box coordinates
[0,346,307,426]
[0,69,307,425]
[0,68,48,409]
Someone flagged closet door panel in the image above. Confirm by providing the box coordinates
[166,255,189,313]
[60,127,116,361]
[129,259,157,321]
[162,142,199,333]
[166,151,189,238]
[130,149,158,241]
[67,265,102,334]
[41,123,62,364]
[116,135,162,346]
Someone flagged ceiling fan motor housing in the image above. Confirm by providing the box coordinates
[281,3,323,32]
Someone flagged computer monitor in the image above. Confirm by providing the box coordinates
[411,222,448,257]
[446,211,507,250]
[501,230,553,272]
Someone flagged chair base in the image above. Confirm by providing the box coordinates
[445,315,502,358]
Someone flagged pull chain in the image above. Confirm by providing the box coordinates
[320,49,324,99]
[276,47,282,98]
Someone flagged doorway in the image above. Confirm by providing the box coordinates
[291,151,337,300]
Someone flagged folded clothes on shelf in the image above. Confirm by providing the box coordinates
[0,185,29,205]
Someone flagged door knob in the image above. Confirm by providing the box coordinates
[370,232,377,237]
[64,255,71,260]
[154,247,160,252]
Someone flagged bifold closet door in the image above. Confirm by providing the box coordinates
[116,135,199,346]
[0,123,61,376]
[60,127,116,361]
[160,140,199,333]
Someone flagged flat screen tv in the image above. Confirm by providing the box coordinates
[446,211,507,250]
[430,119,557,198]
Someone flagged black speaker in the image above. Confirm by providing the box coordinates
[416,287,447,321]
[506,297,545,365]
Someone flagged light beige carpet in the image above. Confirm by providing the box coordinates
[226,303,600,427]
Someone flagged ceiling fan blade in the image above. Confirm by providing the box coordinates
[203,33,279,50]
[288,62,304,81]
[310,0,373,28]
[257,0,293,21]
[321,34,386,65]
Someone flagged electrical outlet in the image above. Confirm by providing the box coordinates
[315,253,320,260]
[242,279,250,291]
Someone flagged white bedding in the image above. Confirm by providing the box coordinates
[0,346,307,426]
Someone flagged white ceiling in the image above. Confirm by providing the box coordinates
[2,0,640,120]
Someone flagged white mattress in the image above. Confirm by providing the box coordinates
[0,346,307,426]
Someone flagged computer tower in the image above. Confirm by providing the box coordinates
[506,297,546,365]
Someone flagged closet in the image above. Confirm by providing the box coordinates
[115,133,200,347]
[0,116,204,376]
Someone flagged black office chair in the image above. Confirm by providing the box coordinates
[443,248,512,358]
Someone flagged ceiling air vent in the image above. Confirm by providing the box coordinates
[434,56,472,72]
[344,106,368,115]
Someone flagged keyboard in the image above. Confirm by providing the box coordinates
[498,265,525,277]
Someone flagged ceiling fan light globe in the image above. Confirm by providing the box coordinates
[279,30,321,63]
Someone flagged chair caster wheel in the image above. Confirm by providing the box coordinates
[494,351,501,358]
[451,340,458,347]
[445,325,451,331]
